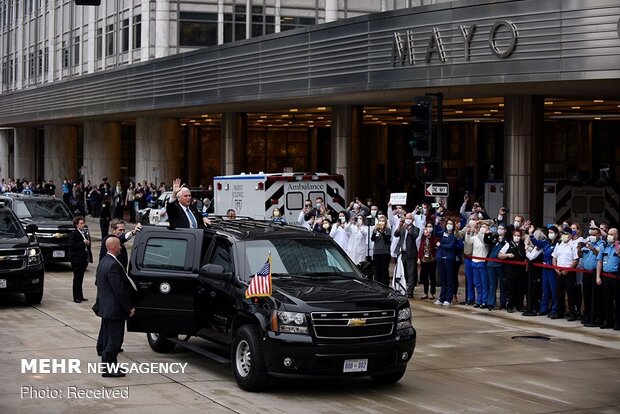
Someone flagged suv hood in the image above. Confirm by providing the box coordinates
[0,235,35,248]
[20,218,74,228]
[271,276,400,306]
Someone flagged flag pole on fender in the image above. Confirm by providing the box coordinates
[245,252,272,299]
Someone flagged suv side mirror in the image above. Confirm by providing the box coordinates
[200,263,233,283]
[25,224,38,234]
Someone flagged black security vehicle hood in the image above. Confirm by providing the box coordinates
[19,218,74,229]
[0,235,36,248]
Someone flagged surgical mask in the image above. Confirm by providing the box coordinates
[514,221,521,229]
[561,234,570,242]
[607,235,615,243]
[588,235,597,243]
[339,216,346,223]
[497,228,506,236]
[446,224,454,231]
[469,219,476,225]
[371,210,378,217]
[548,232,556,240]
[422,208,427,214]
[357,218,364,225]
[405,219,413,225]
[322,222,330,230]
[480,227,488,234]
[273,210,280,217]
[513,236,521,243]
[316,203,322,208]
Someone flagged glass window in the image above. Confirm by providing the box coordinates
[106,23,114,56]
[0,211,24,238]
[62,41,69,68]
[121,19,129,52]
[572,196,586,214]
[286,192,303,211]
[96,28,103,59]
[589,196,604,215]
[132,15,141,49]
[208,240,233,273]
[143,238,188,271]
[179,22,217,47]
[12,199,72,220]
[73,35,80,65]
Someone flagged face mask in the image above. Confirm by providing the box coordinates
[316,203,322,208]
[405,219,413,225]
[498,228,506,236]
[607,235,615,243]
[446,224,454,231]
[588,235,597,243]
[469,220,476,225]
[339,217,346,223]
[357,218,363,225]
[273,210,280,217]
[353,203,360,209]
[322,222,330,230]
[514,221,521,229]
[480,227,488,234]
[422,208,427,214]
[513,236,521,243]
[371,210,378,217]
[548,232,556,240]
[561,234,570,242]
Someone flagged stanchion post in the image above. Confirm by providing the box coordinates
[522,261,537,316]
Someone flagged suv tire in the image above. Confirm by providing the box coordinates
[232,325,268,391]
[370,368,407,385]
[147,333,177,353]
[24,290,43,305]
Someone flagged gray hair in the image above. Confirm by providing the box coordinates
[533,229,546,240]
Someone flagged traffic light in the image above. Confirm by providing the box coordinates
[415,160,437,180]
[75,0,101,5]
[409,97,432,157]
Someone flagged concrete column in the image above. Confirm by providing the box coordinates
[331,105,363,203]
[504,95,544,224]
[325,0,338,23]
[83,122,121,186]
[135,118,180,186]
[44,125,78,195]
[154,0,170,58]
[0,129,11,179]
[221,113,247,175]
[141,0,151,61]
[186,127,202,186]
[14,127,37,181]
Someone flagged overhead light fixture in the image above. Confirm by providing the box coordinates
[317,116,324,120]
[260,115,267,119]
[462,98,473,102]
[372,117,379,121]
[289,108,298,112]
[201,114,210,117]
[484,113,491,117]
[455,110,463,114]
[554,111,562,114]
[594,117,601,120]
[396,116,403,120]
[544,101,553,105]
[401,122,408,125]
[388,108,397,112]
[594,99,604,103]
[282,114,289,118]
[317,106,327,111]
[474,119,480,123]
[490,109,498,113]
[499,103,505,107]
[257,119,263,122]
[571,106,580,109]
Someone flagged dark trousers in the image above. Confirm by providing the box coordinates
[453,261,461,300]
[129,201,136,223]
[373,253,391,285]
[71,263,87,300]
[582,272,603,324]
[419,261,437,295]
[504,266,525,310]
[601,275,620,327]
[437,258,455,303]
[401,254,418,295]
[100,219,110,239]
[556,272,577,316]
[99,318,125,365]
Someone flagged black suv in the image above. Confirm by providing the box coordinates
[0,206,44,304]
[127,219,416,391]
[0,193,75,263]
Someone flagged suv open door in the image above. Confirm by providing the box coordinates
[127,227,206,335]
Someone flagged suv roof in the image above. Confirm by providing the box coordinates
[205,217,320,241]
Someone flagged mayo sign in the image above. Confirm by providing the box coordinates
[392,20,518,66]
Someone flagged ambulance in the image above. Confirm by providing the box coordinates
[484,180,620,225]
[213,172,346,224]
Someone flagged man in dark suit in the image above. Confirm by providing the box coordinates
[99,219,141,270]
[166,178,210,229]
[393,212,420,298]
[69,216,92,303]
[93,237,136,378]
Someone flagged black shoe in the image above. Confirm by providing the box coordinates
[538,312,548,316]
[466,301,474,306]
[507,308,514,313]
[473,303,480,308]
[600,323,613,329]
[614,325,620,331]
[549,313,563,319]
[567,314,577,322]
[79,298,88,302]
[102,371,126,378]
[480,304,488,310]
[420,295,428,300]
[487,305,494,311]
[73,299,82,303]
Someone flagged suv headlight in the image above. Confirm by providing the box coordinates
[397,307,412,330]
[28,247,42,266]
[271,311,309,334]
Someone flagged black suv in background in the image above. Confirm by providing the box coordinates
[127,219,416,391]
[0,193,75,263]
[0,206,44,304]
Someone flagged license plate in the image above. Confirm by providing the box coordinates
[343,359,368,373]
[0,279,6,288]
[52,250,65,258]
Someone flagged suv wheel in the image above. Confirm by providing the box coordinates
[232,325,268,391]
[370,368,407,385]
[24,290,43,305]
[147,333,177,353]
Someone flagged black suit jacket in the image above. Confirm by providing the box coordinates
[93,254,133,320]
[69,228,92,265]
[99,233,129,269]
[167,199,205,229]
[394,225,420,259]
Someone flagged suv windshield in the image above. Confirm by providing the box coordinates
[0,210,26,238]
[13,199,72,220]
[244,238,360,280]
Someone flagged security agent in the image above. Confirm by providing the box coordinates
[92,237,136,377]
[99,219,141,270]
[166,178,211,229]
[596,228,620,330]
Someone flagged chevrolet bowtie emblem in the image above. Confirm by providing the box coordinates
[347,318,366,326]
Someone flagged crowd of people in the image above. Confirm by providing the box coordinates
[297,193,620,331]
